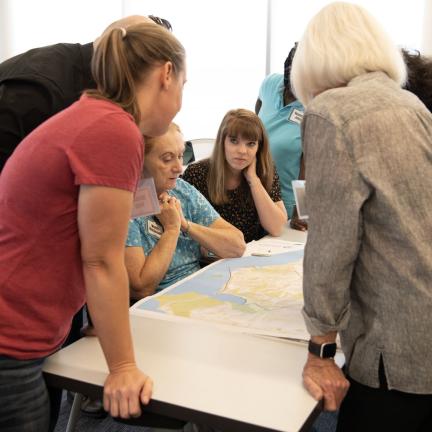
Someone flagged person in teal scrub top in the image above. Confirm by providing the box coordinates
[256,43,307,231]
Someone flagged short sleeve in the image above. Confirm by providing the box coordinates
[190,190,219,226]
[67,112,143,192]
[259,74,283,103]
[179,180,219,227]
[126,218,143,247]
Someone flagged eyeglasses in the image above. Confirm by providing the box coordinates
[148,15,173,32]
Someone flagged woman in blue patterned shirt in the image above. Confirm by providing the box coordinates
[125,123,245,300]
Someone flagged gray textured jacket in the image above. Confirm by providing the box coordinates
[302,71,432,393]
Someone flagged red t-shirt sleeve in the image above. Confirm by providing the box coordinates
[67,112,144,192]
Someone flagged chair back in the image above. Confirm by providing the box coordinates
[188,138,215,162]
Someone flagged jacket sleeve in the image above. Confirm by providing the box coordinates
[301,113,370,336]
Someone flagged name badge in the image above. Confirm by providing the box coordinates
[147,219,163,239]
[288,109,304,124]
[131,177,160,218]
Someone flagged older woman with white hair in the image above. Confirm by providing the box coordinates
[291,2,432,431]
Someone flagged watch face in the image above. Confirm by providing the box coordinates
[322,343,337,358]
[308,340,337,358]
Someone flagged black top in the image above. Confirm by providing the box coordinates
[0,42,95,171]
[182,159,282,243]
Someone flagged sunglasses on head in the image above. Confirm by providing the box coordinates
[148,15,173,32]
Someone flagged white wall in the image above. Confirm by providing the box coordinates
[1,0,121,55]
[0,0,430,138]
[122,0,267,140]
[269,0,426,74]
[422,0,432,54]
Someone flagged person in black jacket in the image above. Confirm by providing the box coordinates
[0,14,172,172]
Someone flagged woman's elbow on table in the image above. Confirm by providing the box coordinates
[129,280,157,301]
[225,228,246,257]
[267,216,288,237]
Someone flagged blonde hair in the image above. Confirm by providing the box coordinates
[291,2,407,105]
[208,109,274,205]
[144,122,182,155]
[87,20,185,123]
[93,15,153,48]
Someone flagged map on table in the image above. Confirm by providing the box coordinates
[131,250,309,342]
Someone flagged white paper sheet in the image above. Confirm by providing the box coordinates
[243,238,304,257]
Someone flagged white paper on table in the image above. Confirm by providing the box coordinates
[131,177,160,218]
[243,238,304,257]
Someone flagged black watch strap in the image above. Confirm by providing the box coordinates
[308,340,337,358]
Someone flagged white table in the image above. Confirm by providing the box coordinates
[43,227,322,432]
[277,224,307,243]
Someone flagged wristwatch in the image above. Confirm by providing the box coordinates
[308,340,337,358]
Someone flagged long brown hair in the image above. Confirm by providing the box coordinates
[208,109,274,204]
[86,21,185,124]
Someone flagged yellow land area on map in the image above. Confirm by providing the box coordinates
[157,292,258,317]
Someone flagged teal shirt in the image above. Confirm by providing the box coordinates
[126,178,219,291]
[258,73,304,218]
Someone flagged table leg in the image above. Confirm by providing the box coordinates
[65,393,84,432]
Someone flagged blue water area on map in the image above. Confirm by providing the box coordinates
[137,250,304,313]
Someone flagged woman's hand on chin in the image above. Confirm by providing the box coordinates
[243,157,259,185]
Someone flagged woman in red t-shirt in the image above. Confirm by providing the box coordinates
[0,15,186,431]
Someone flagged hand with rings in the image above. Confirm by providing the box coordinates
[157,194,181,232]
[159,191,170,205]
